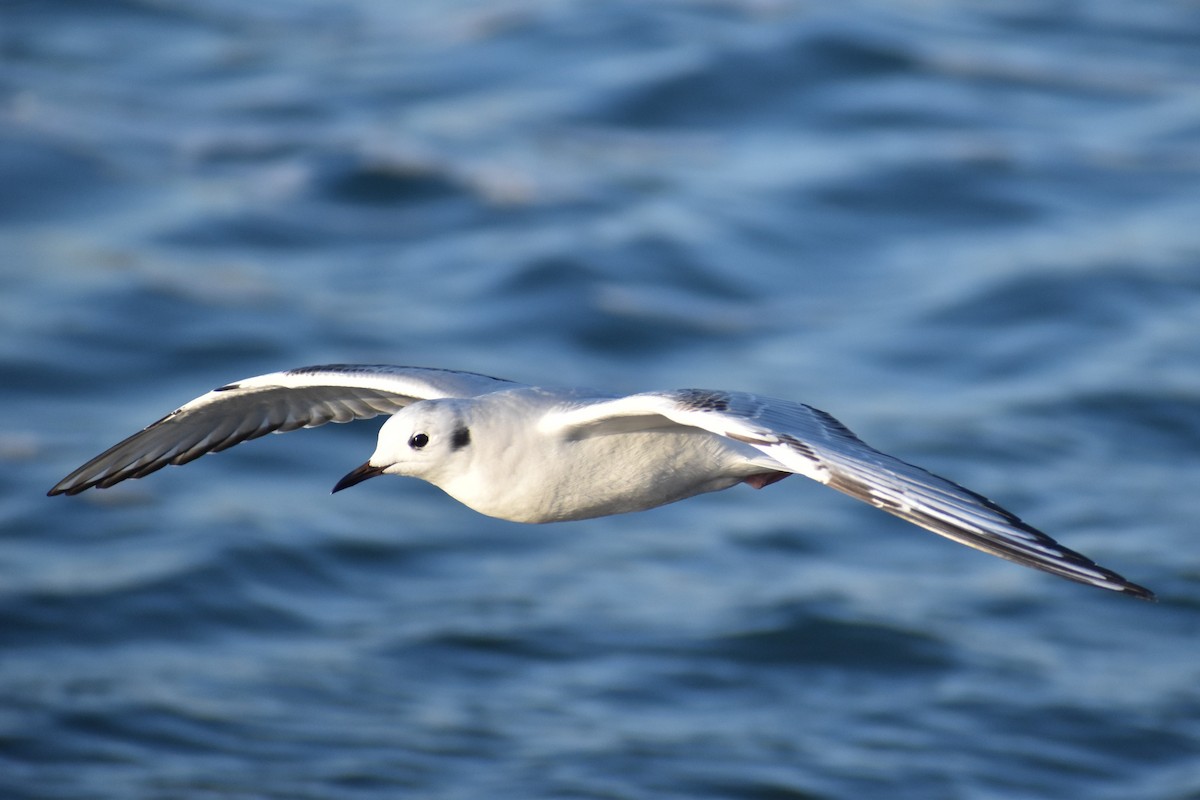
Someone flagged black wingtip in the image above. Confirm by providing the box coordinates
[1081,560,1155,602]
[48,479,99,497]
[1119,581,1157,602]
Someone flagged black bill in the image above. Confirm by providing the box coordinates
[332,462,386,493]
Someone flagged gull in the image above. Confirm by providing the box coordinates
[49,364,1153,600]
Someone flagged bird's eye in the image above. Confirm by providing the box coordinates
[408,433,430,449]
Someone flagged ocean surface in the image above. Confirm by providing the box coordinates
[3,1,1199,798]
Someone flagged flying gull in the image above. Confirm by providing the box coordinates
[48,364,1154,600]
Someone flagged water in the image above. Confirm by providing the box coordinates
[3,1,1199,797]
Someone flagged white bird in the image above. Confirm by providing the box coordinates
[49,364,1153,600]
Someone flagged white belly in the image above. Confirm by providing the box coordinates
[441,427,770,523]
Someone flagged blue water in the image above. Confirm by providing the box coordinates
[3,1,1199,797]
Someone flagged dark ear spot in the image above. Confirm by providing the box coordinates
[451,427,471,451]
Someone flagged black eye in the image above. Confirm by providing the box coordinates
[408,433,429,449]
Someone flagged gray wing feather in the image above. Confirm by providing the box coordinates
[49,364,518,495]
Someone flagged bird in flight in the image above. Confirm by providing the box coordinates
[49,364,1154,600]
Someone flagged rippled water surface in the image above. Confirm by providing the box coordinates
[3,1,1199,798]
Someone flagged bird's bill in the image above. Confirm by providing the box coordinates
[332,462,386,493]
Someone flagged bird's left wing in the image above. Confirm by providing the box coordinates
[49,364,519,495]
[541,389,1154,600]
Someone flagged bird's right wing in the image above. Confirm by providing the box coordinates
[543,389,1154,600]
[49,364,520,495]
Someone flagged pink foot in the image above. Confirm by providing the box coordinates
[742,471,791,490]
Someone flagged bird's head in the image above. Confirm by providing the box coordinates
[332,399,473,493]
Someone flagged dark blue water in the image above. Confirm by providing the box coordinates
[4,1,1199,797]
